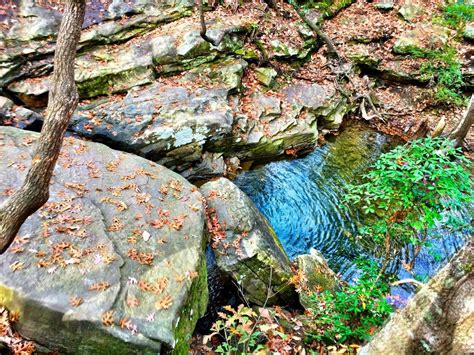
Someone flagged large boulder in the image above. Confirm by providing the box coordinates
[0,127,208,354]
[200,178,297,306]
[361,239,474,354]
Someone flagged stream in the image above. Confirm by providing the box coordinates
[234,121,469,301]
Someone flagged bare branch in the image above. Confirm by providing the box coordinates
[197,0,220,47]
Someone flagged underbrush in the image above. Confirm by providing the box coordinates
[407,46,465,106]
[435,2,474,30]
[203,260,393,354]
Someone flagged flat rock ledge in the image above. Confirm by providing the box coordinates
[0,127,208,354]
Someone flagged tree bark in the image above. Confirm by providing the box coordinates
[449,94,474,148]
[0,0,86,254]
[292,3,340,60]
[197,0,220,46]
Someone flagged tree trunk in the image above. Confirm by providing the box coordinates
[197,0,220,46]
[449,94,474,148]
[0,0,86,254]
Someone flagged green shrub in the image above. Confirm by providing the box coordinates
[407,46,465,105]
[439,2,474,29]
[304,259,393,345]
[346,137,472,270]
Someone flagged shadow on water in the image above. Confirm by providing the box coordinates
[234,121,470,300]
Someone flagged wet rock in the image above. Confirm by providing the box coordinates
[0,127,208,354]
[393,25,449,54]
[200,178,297,306]
[255,67,277,87]
[296,249,341,309]
[361,239,474,355]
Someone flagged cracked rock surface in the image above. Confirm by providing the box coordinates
[0,126,208,354]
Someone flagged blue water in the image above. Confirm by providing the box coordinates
[235,123,468,298]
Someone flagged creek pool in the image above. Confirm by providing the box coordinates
[234,122,468,300]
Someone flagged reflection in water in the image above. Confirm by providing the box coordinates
[235,123,467,298]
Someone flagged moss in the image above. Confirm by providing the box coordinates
[77,66,154,98]
[172,250,208,355]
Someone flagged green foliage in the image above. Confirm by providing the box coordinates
[407,46,465,105]
[204,305,262,354]
[204,305,291,354]
[305,259,393,345]
[436,2,474,29]
[346,137,472,268]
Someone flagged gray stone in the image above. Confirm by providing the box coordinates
[200,178,297,306]
[361,240,474,355]
[398,3,422,22]
[8,4,62,42]
[0,96,13,116]
[393,25,449,54]
[4,14,250,104]
[0,127,208,354]
[68,59,245,171]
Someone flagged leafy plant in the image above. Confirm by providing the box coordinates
[436,2,474,29]
[204,304,304,354]
[346,137,472,271]
[304,259,393,345]
[407,46,465,105]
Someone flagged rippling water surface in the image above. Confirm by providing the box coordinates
[235,123,467,296]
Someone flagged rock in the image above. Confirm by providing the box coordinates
[107,0,134,19]
[5,14,251,105]
[69,59,246,172]
[270,40,301,58]
[296,249,341,309]
[393,25,449,54]
[464,22,474,41]
[255,67,277,87]
[200,178,297,306]
[374,0,394,10]
[0,96,14,117]
[360,239,474,354]
[180,152,226,181]
[0,127,208,354]
[0,98,43,129]
[8,4,62,42]
[398,3,422,22]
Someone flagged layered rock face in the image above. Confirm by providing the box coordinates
[361,239,474,354]
[0,0,352,180]
[0,127,208,354]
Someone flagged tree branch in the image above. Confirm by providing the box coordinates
[291,2,340,60]
[448,95,474,148]
[197,0,220,47]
